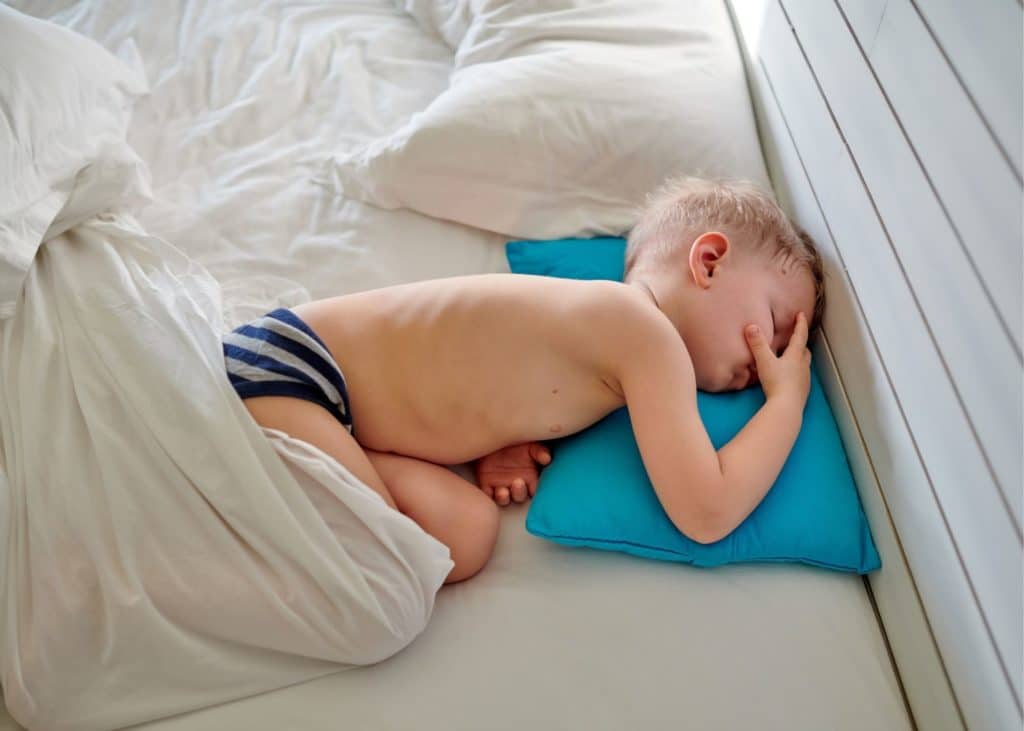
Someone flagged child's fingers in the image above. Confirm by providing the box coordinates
[785,312,809,355]
[510,478,528,503]
[745,323,774,369]
[529,442,551,465]
[495,486,511,506]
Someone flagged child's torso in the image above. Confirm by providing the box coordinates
[292,273,638,464]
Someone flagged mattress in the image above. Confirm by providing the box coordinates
[3,1,910,728]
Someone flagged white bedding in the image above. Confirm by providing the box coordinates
[2,2,911,729]
[0,215,456,731]
[31,0,512,316]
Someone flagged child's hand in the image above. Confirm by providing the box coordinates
[473,442,552,507]
[745,311,812,404]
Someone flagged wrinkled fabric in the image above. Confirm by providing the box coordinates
[0,214,453,731]
[0,5,151,320]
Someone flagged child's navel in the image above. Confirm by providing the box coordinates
[549,424,563,434]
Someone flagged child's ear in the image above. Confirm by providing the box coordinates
[688,231,731,287]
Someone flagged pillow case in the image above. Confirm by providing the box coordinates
[329,0,769,241]
[508,237,882,574]
[0,6,151,319]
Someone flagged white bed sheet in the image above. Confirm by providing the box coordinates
[4,1,910,729]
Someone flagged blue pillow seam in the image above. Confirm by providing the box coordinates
[530,529,861,572]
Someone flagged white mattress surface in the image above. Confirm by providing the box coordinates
[4,2,910,729]
[126,495,908,730]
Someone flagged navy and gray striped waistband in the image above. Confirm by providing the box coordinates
[222,308,354,434]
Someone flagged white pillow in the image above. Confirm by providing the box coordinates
[331,0,770,240]
[0,6,151,319]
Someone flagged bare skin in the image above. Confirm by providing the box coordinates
[291,273,631,465]
[241,233,817,582]
[244,274,637,583]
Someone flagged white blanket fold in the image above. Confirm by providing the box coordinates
[0,214,452,731]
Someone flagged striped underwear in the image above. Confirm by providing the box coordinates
[222,307,355,434]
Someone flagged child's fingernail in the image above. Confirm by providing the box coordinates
[747,325,758,336]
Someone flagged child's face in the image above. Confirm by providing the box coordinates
[682,238,817,393]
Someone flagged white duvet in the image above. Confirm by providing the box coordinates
[0,215,453,731]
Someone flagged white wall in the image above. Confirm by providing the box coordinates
[726,2,1022,730]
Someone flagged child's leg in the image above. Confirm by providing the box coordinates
[364,449,500,584]
[242,396,398,511]
[241,396,497,584]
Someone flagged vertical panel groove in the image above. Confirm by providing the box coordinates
[862,575,919,731]
[773,1,1024,715]
[757,52,969,730]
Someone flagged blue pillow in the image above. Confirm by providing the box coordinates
[507,237,881,574]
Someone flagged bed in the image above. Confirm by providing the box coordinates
[0,0,967,728]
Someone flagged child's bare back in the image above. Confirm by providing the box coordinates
[291,273,638,465]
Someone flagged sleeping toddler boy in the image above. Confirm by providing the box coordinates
[222,176,824,584]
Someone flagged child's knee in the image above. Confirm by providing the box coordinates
[445,494,500,584]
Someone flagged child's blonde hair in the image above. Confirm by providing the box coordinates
[623,175,826,341]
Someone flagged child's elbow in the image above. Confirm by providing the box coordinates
[658,473,730,545]
[687,522,727,546]
[670,503,728,545]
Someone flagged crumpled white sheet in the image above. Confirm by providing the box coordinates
[6,0,511,313]
[0,213,453,731]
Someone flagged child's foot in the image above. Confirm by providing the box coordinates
[473,442,552,506]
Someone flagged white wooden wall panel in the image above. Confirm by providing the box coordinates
[913,0,1023,176]
[778,2,1023,707]
[726,1,1023,729]
[784,0,1021,525]
[851,0,1022,355]
[762,6,1018,726]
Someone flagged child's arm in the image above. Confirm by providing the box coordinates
[616,305,811,544]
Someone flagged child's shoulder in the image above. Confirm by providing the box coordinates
[576,278,663,327]
[465,273,661,343]
[563,279,671,369]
